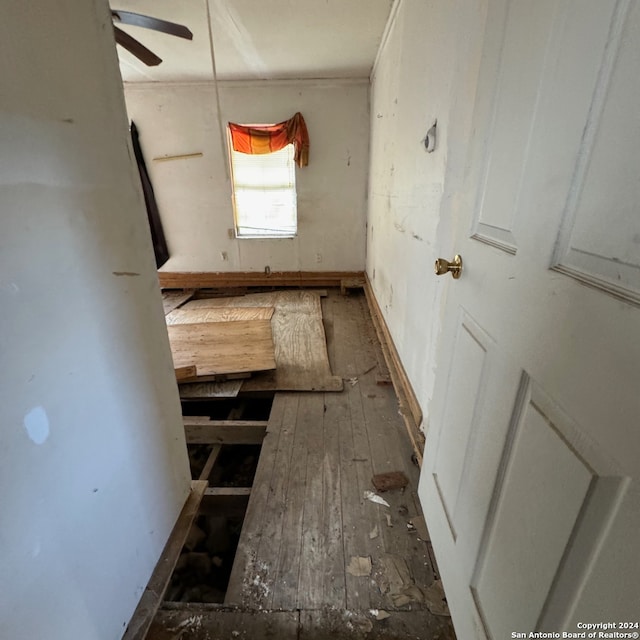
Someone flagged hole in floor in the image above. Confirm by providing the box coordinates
[188,444,261,485]
[181,394,274,421]
[165,511,245,604]
[171,394,273,603]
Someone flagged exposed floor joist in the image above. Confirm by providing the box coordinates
[183,418,268,445]
[123,481,207,640]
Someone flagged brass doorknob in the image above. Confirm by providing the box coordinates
[434,255,463,279]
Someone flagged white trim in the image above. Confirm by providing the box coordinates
[370,0,404,82]
[123,77,370,90]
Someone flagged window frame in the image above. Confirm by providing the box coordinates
[227,127,298,240]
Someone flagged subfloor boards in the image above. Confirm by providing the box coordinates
[148,290,454,639]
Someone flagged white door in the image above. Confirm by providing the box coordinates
[419,0,640,638]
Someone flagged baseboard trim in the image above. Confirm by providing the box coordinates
[363,273,425,465]
[159,271,365,289]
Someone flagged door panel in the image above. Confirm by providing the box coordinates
[552,0,640,303]
[433,312,492,539]
[471,0,560,254]
[419,0,640,636]
[472,381,598,639]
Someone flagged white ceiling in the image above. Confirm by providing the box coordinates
[114,0,393,82]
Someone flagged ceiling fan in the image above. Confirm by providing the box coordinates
[111,9,193,67]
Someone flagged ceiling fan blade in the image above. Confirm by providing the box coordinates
[114,26,162,66]
[111,10,193,40]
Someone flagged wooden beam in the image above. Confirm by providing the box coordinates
[183,418,268,445]
[158,270,365,289]
[363,274,425,465]
[198,444,222,482]
[123,480,207,640]
[205,487,252,496]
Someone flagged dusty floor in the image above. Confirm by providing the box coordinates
[147,290,455,640]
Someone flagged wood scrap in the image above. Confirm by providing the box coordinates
[372,471,409,492]
[175,365,197,382]
[168,320,276,377]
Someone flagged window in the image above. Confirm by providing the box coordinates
[229,139,297,238]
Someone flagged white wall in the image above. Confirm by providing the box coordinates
[0,3,191,639]
[366,0,486,429]
[124,80,369,273]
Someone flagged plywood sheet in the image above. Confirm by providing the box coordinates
[161,290,194,315]
[166,306,274,325]
[182,291,342,392]
[167,320,276,377]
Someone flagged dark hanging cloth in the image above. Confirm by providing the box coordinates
[130,121,169,268]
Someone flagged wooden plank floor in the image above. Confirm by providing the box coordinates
[218,291,453,637]
[147,290,454,639]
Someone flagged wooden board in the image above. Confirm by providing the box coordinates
[148,609,300,640]
[183,418,268,445]
[182,291,342,392]
[158,270,364,289]
[166,306,275,325]
[179,379,243,399]
[162,290,194,315]
[167,320,276,377]
[224,292,444,616]
[174,365,197,382]
[122,481,207,640]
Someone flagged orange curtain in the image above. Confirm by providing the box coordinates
[228,112,309,167]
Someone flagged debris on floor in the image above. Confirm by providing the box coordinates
[372,471,409,492]
[385,513,393,527]
[369,525,379,539]
[408,515,429,541]
[375,553,430,608]
[347,556,373,577]
[370,609,391,621]
[364,490,390,507]
[344,611,374,634]
[423,580,451,617]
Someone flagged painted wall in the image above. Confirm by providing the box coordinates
[124,80,369,272]
[0,3,191,639]
[366,0,486,429]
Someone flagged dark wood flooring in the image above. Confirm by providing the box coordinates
[147,291,455,639]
